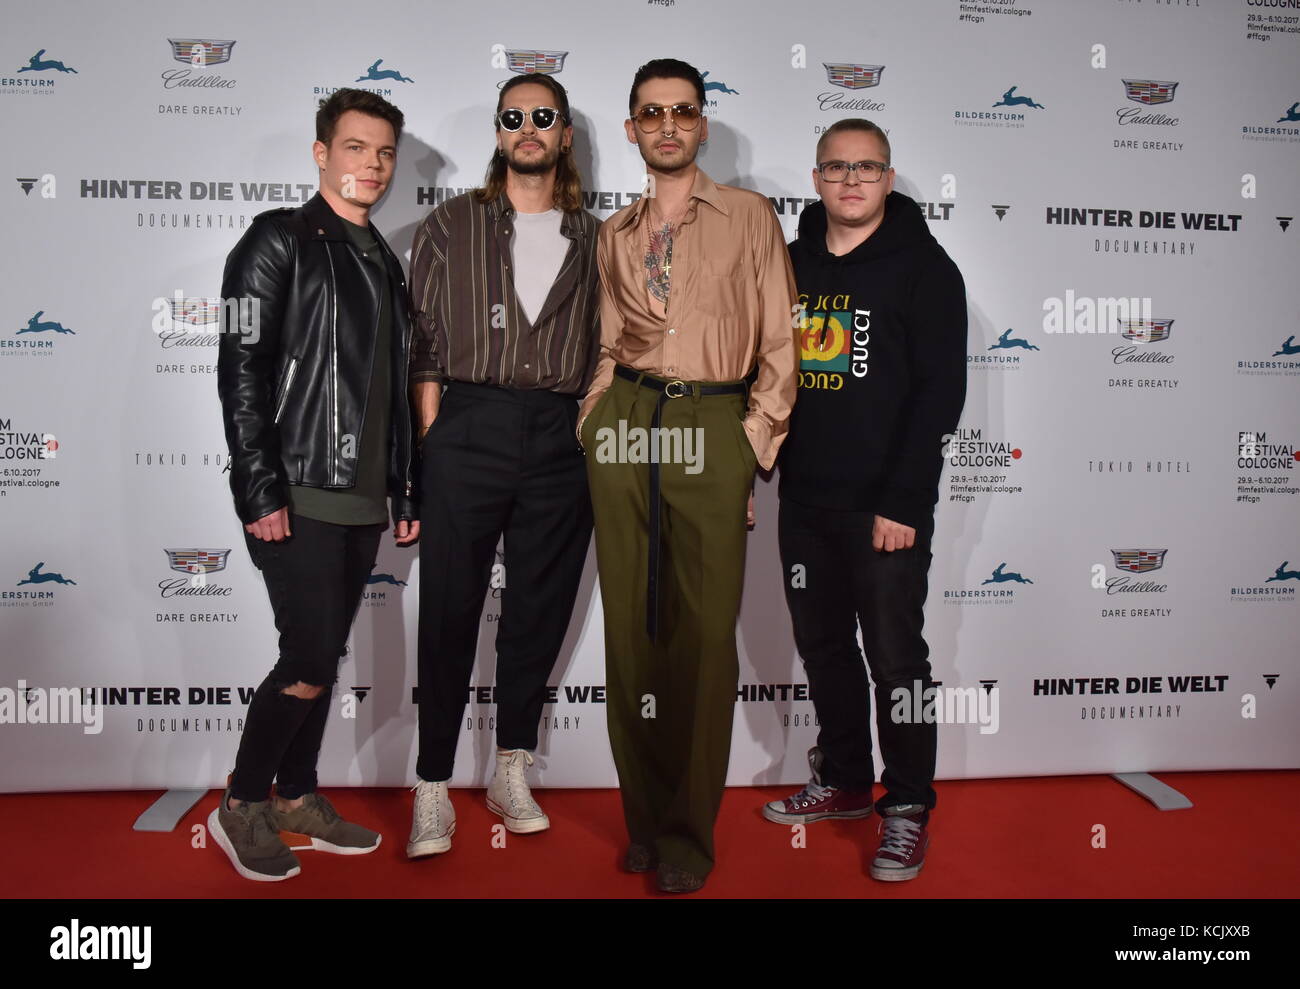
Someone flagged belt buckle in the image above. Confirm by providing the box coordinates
[664,379,687,399]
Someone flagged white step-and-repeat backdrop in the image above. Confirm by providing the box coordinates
[2,0,1297,791]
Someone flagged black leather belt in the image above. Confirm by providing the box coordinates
[614,364,752,641]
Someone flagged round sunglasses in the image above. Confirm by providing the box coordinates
[496,106,564,131]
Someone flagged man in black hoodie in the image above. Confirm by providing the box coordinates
[763,119,966,882]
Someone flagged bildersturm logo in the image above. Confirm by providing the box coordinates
[955,85,1043,128]
[3,47,77,96]
[944,561,1033,605]
[1230,561,1298,603]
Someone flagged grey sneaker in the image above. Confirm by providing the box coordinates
[407,780,454,858]
[486,749,550,834]
[869,804,929,882]
[208,789,301,882]
[269,792,381,855]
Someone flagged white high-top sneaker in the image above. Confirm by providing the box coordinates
[486,749,550,834]
[407,780,454,858]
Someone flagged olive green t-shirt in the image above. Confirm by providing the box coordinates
[289,218,392,525]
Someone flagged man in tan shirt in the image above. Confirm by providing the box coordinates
[578,58,797,893]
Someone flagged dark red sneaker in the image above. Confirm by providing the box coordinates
[869,804,929,881]
[762,781,874,824]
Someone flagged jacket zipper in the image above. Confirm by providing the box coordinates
[325,245,340,485]
[272,357,299,424]
[402,313,414,498]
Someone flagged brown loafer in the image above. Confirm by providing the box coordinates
[624,843,655,873]
[655,861,705,893]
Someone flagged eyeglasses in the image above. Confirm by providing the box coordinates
[816,160,890,183]
[631,103,701,132]
[496,106,563,132]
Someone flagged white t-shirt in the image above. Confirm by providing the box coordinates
[510,208,567,325]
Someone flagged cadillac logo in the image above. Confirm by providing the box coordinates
[167,39,237,67]
[1119,318,1173,344]
[505,50,567,75]
[165,549,231,575]
[1111,549,1168,574]
[166,297,222,328]
[823,63,885,90]
[1122,79,1178,106]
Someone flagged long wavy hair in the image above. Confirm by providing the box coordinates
[474,73,583,213]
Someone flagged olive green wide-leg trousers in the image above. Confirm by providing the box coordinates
[583,371,757,878]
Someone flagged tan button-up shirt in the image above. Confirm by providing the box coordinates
[580,168,798,469]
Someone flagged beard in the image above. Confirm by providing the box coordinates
[506,141,560,176]
[643,141,698,174]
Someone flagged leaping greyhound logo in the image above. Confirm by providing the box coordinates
[981,563,1033,585]
[17,562,77,586]
[356,59,413,84]
[992,86,1044,110]
[1265,562,1300,583]
[988,328,1038,351]
[366,565,407,586]
[17,311,75,335]
[1272,335,1299,357]
[17,49,77,74]
[1277,102,1300,124]
[702,71,739,96]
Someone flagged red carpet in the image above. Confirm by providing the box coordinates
[3,771,1296,898]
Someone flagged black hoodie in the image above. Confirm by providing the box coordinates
[777,191,967,530]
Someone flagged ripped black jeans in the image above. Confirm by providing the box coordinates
[229,514,383,802]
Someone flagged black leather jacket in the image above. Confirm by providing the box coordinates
[217,193,416,526]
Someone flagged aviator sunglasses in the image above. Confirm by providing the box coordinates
[631,103,702,132]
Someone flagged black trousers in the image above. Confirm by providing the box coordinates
[777,498,937,813]
[416,382,592,782]
[230,514,383,802]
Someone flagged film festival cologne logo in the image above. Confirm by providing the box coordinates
[955,0,1038,26]
[4,308,75,359]
[2,46,78,97]
[941,425,1025,505]
[1235,429,1300,506]
[0,415,60,501]
[158,38,242,118]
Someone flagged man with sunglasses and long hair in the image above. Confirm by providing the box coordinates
[406,73,600,857]
[578,58,797,892]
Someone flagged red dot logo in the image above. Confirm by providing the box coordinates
[1293,450,1299,462]
[1011,448,1022,459]
[45,439,58,452]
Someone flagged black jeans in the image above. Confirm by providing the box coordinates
[416,382,592,782]
[777,498,937,814]
[229,513,383,802]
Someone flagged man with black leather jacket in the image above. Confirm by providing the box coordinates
[212,89,417,881]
